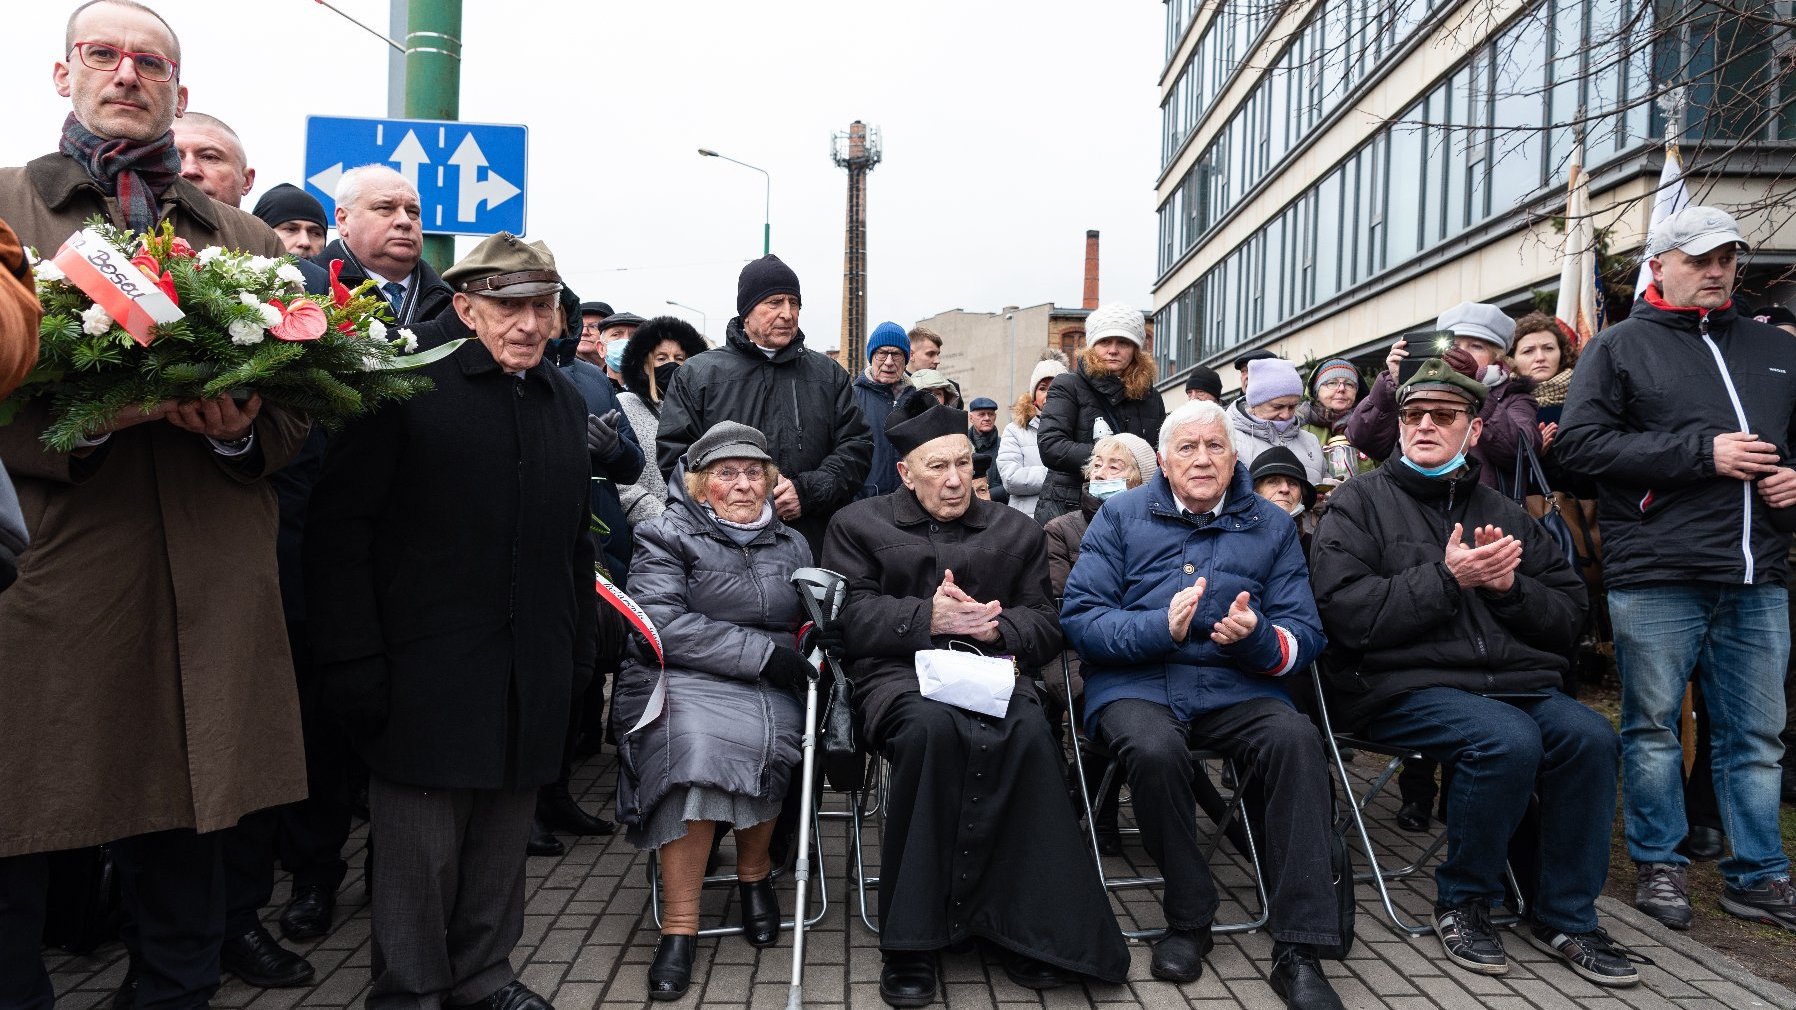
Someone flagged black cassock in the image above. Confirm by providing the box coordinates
[822,490,1129,982]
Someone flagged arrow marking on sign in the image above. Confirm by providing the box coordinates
[307,162,344,200]
[448,134,522,223]
[388,130,430,193]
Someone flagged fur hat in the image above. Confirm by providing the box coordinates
[620,315,709,402]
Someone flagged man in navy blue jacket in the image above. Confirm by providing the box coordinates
[1062,399,1338,1010]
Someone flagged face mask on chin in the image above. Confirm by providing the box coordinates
[1399,420,1475,479]
[1285,501,1306,518]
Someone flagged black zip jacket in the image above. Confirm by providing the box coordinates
[655,318,872,556]
[1308,457,1587,732]
[1035,368,1166,521]
[1556,290,1796,588]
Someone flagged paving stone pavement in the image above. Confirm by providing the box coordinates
[40,747,1796,1010]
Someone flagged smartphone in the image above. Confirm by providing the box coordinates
[1396,330,1445,383]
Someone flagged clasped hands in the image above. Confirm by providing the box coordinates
[1444,522,1519,592]
[1167,577,1259,646]
[929,568,1001,643]
[101,393,261,442]
[1714,432,1796,508]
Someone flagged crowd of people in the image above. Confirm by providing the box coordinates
[2,4,1795,1010]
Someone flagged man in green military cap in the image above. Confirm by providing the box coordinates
[1310,357,1641,989]
[306,232,598,1010]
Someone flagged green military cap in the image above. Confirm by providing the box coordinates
[1397,357,1487,409]
[442,231,563,298]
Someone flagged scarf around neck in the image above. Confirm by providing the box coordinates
[702,500,775,545]
[1532,366,1574,407]
[59,113,181,233]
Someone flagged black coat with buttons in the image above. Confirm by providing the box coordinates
[820,488,1062,734]
[305,338,598,789]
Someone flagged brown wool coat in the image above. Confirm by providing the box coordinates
[0,152,307,857]
[0,221,39,401]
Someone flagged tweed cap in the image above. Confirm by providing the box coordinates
[687,421,772,470]
[443,232,562,297]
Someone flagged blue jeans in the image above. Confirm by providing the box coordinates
[1609,583,1791,888]
[1361,688,1618,933]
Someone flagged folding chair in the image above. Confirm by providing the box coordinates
[1061,653,1270,939]
[1306,664,1526,937]
[849,753,888,935]
[645,804,831,938]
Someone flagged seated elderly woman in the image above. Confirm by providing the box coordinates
[822,399,1128,1008]
[611,421,817,1000]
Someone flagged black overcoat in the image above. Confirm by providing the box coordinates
[305,338,598,789]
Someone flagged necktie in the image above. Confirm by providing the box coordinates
[1185,510,1214,529]
[383,281,406,314]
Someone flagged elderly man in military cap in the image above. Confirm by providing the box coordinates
[821,398,1127,1008]
[306,232,597,1010]
[1313,359,1637,988]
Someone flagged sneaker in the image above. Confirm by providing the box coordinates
[1633,861,1692,930]
[1523,923,1649,987]
[1719,876,1796,932]
[1433,902,1507,975]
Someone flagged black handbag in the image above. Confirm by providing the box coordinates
[817,661,863,792]
[1509,438,1579,567]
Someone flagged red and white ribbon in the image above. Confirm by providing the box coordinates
[52,229,184,347]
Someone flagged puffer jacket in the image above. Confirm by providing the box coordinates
[998,418,1048,517]
[1345,369,1540,490]
[1307,457,1587,731]
[1556,288,1796,588]
[657,319,872,555]
[1061,463,1325,735]
[852,373,905,498]
[1043,496,1097,702]
[1225,398,1327,483]
[610,466,809,828]
[1035,369,1166,523]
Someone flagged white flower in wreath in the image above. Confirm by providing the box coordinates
[33,259,65,284]
[238,291,260,306]
[257,303,282,328]
[276,262,306,287]
[80,304,113,336]
[367,318,387,342]
[228,319,266,345]
[399,327,419,354]
[246,255,278,273]
[197,246,228,267]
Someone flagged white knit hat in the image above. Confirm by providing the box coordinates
[1085,302,1146,349]
[1029,357,1067,389]
[1106,432,1160,483]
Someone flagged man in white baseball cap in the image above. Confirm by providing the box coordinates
[1644,204,1748,262]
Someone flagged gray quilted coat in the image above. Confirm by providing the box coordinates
[610,465,809,828]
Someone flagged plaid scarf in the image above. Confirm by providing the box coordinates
[58,113,181,233]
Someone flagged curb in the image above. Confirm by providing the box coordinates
[1597,894,1796,1010]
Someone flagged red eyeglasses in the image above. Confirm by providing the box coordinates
[70,41,179,83]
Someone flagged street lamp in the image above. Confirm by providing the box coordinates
[665,299,708,340]
[697,147,771,256]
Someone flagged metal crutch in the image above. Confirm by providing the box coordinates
[784,567,848,1010]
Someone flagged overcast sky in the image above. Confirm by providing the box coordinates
[4,1,1163,350]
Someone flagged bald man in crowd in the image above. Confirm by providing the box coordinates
[173,110,253,206]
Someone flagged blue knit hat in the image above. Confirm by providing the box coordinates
[867,321,910,362]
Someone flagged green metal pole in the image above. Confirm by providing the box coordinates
[404,0,461,273]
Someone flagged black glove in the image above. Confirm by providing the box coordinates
[799,622,847,660]
[586,409,623,458]
[319,656,392,739]
[761,645,815,695]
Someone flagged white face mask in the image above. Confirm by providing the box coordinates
[1285,501,1306,519]
[1089,477,1130,500]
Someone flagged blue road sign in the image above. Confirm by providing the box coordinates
[304,116,528,237]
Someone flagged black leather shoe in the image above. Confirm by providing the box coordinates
[1269,944,1345,1010]
[1149,926,1213,983]
[279,883,335,941]
[739,877,781,947]
[538,785,615,836]
[1001,951,1073,990]
[1395,802,1432,832]
[1680,825,1725,861]
[647,935,696,1001]
[879,950,937,1008]
[221,926,315,988]
[449,980,555,1010]
[527,817,565,857]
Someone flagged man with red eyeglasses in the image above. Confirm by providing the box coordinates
[1311,358,1642,989]
[0,4,307,1009]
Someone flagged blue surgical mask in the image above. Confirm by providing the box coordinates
[1089,477,1130,500]
[605,340,628,371]
[1399,424,1474,479]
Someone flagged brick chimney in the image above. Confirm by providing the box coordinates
[1082,230,1100,309]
